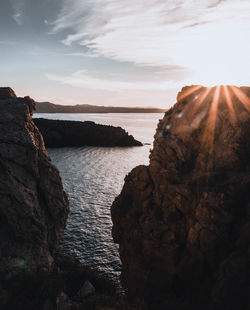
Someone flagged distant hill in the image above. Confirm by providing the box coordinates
[35,101,167,113]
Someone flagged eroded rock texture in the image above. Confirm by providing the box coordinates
[0,87,69,274]
[112,85,250,310]
[0,88,145,310]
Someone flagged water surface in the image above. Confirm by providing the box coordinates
[34,113,163,286]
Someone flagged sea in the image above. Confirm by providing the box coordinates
[33,113,163,288]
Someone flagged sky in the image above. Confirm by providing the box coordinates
[0,0,250,108]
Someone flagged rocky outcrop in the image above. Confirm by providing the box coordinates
[34,118,142,147]
[0,88,69,274]
[112,85,250,310]
[0,88,143,310]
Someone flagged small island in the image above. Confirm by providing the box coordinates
[34,118,143,147]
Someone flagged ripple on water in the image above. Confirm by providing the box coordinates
[48,145,151,286]
[44,113,162,289]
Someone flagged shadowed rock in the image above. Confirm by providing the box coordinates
[34,118,143,147]
[0,87,16,100]
[0,88,69,274]
[111,85,250,310]
[0,87,145,310]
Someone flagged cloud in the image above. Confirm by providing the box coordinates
[10,0,25,25]
[50,0,250,85]
[0,40,16,45]
[12,13,23,25]
[61,33,87,46]
[207,0,225,9]
[64,52,99,58]
[46,70,179,92]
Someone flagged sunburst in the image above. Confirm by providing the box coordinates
[201,86,221,155]
[230,85,250,113]
[186,85,250,174]
[177,85,202,102]
[222,85,237,125]
[192,87,212,116]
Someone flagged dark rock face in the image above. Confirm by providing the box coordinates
[0,88,144,310]
[112,85,250,310]
[34,118,143,147]
[0,87,17,100]
[0,88,69,274]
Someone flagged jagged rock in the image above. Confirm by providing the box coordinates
[33,118,143,147]
[56,292,72,310]
[75,280,95,301]
[0,87,69,274]
[0,87,146,310]
[111,85,250,310]
[0,87,16,100]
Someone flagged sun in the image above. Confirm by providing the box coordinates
[178,84,250,174]
[179,84,250,153]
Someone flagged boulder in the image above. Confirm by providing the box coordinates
[75,280,95,301]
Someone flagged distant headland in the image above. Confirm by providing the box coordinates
[35,101,167,114]
[34,118,143,147]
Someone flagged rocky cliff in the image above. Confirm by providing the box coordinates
[0,88,69,274]
[112,85,250,310]
[0,88,141,310]
[34,118,142,147]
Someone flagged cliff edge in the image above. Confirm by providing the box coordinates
[112,85,250,310]
[0,88,140,310]
[0,88,69,274]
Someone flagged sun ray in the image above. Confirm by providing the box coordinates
[192,87,212,115]
[194,86,221,176]
[222,85,237,125]
[179,87,212,130]
[176,86,205,124]
[230,86,250,113]
[177,85,202,102]
[201,86,221,154]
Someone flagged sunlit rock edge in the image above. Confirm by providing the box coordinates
[112,85,250,310]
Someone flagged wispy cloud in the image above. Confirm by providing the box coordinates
[207,0,225,9]
[51,0,250,85]
[64,52,99,58]
[0,40,16,45]
[46,70,179,92]
[12,13,22,25]
[10,0,26,25]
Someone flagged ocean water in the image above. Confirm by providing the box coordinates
[33,113,163,287]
